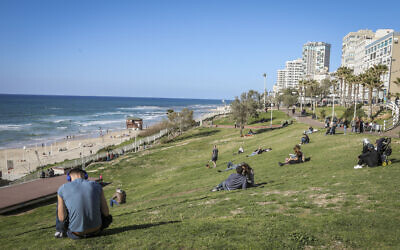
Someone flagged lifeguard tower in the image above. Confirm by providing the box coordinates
[126,117,143,130]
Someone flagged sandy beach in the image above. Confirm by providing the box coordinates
[0,129,139,181]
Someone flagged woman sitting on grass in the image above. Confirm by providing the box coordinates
[278,145,305,166]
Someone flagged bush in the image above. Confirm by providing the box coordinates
[139,121,169,137]
[320,109,326,119]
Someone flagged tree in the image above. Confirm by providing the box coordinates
[281,88,299,108]
[230,91,260,136]
[334,66,353,106]
[363,64,388,118]
[166,108,195,135]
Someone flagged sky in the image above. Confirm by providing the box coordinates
[0,0,399,99]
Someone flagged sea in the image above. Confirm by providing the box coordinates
[0,94,227,149]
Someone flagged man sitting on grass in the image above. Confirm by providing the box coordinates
[354,143,380,169]
[55,168,112,239]
[212,165,247,191]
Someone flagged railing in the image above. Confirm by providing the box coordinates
[9,129,169,185]
[383,101,400,132]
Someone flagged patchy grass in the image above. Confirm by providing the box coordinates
[1,122,400,249]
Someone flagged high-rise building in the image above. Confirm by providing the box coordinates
[276,69,286,91]
[342,29,375,75]
[364,31,400,98]
[341,29,398,99]
[302,42,331,75]
[284,59,304,89]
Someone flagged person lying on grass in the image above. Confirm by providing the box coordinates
[247,146,272,157]
[55,168,112,239]
[218,162,255,187]
[278,145,305,166]
[354,143,380,169]
[212,165,248,191]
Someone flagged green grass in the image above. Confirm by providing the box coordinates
[213,110,291,126]
[1,122,400,249]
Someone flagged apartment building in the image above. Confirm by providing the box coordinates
[302,42,331,75]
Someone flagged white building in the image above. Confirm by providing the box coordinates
[285,59,304,89]
[275,69,286,91]
[341,29,397,100]
[302,42,331,76]
[342,29,375,75]
[364,31,400,99]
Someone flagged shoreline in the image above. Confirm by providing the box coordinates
[0,128,139,181]
[0,106,230,181]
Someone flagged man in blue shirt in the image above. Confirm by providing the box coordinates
[55,168,111,239]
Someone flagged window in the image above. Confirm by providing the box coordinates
[389,38,392,44]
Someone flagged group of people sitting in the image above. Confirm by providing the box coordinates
[39,168,55,178]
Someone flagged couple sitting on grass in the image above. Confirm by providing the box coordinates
[279,145,309,166]
[212,162,254,191]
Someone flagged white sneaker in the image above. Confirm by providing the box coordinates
[354,165,363,169]
[54,231,64,238]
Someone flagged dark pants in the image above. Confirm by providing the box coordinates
[56,208,112,239]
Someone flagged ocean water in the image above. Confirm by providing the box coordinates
[0,94,226,149]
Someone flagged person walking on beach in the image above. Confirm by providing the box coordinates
[211,145,218,168]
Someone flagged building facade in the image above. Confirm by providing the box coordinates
[302,42,331,75]
[364,31,400,98]
[285,59,304,89]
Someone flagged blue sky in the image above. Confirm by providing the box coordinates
[0,0,399,99]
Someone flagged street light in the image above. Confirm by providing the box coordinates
[263,73,267,110]
[269,91,273,126]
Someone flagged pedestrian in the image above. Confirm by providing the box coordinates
[211,145,218,168]
[343,119,348,135]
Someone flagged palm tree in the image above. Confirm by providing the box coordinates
[298,79,307,111]
[334,66,353,106]
[364,64,388,118]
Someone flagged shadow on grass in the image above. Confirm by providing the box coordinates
[168,129,220,143]
[114,196,209,218]
[15,224,55,236]
[103,220,181,236]
[255,126,283,134]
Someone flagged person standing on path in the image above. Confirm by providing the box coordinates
[211,145,218,168]
[343,119,348,135]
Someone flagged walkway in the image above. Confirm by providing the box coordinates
[0,175,97,214]
[286,109,399,138]
[210,124,282,129]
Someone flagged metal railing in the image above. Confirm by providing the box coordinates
[383,101,400,132]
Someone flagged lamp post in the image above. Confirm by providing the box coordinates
[263,73,267,110]
[269,91,273,126]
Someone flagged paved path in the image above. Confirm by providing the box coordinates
[210,124,282,129]
[286,109,399,138]
[0,175,97,214]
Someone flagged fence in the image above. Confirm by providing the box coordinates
[9,129,169,185]
[6,108,232,185]
[383,101,400,132]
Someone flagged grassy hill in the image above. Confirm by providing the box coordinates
[1,121,400,249]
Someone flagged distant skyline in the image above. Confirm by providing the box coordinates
[1,0,399,99]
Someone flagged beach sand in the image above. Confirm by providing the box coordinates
[0,129,139,181]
